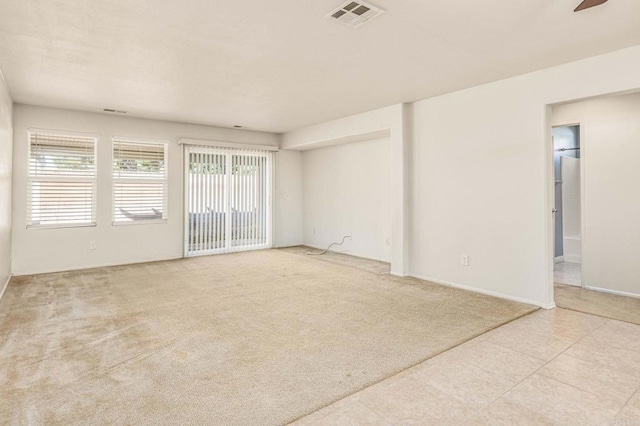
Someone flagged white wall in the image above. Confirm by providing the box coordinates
[283,104,409,275]
[553,93,640,296]
[283,44,640,308]
[12,105,283,275]
[0,74,13,291]
[274,149,303,247]
[303,138,390,262]
[409,46,640,308]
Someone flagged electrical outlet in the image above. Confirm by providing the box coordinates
[385,237,390,246]
[90,240,97,250]
[460,254,469,266]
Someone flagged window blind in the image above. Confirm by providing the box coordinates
[184,144,272,256]
[113,138,168,223]
[28,131,97,228]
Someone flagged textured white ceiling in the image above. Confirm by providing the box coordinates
[0,0,639,133]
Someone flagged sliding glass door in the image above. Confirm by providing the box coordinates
[184,145,272,257]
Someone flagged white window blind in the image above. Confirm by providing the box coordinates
[113,138,168,224]
[184,144,272,257]
[28,131,97,228]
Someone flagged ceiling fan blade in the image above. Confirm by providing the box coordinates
[574,0,608,12]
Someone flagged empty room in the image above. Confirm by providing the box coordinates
[1,1,640,424]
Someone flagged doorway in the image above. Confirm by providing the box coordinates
[184,144,273,257]
[550,91,640,322]
[552,125,582,287]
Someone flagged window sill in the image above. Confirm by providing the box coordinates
[112,219,168,226]
[27,223,97,230]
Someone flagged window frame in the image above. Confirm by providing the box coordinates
[26,128,99,230]
[111,135,169,226]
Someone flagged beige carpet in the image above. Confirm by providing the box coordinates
[555,283,640,325]
[0,250,536,425]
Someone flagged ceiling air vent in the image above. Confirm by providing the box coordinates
[327,1,384,28]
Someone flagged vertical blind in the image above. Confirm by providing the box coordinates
[185,145,272,256]
[28,131,97,228]
[113,138,168,223]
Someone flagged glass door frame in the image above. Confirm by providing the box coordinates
[182,144,273,257]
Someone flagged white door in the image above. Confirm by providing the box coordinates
[184,145,272,257]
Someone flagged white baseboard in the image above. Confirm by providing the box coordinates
[13,255,184,277]
[303,243,350,255]
[390,271,408,278]
[554,256,564,264]
[558,281,582,287]
[302,243,392,265]
[0,274,11,304]
[409,273,555,310]
[273,242,304,249]
[563,255,582,264]
[584,285,640,299]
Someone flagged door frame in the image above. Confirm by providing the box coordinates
[182,144,274,257]
[549,119,586,290]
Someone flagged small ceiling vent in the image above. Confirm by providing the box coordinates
[327,1,384,28]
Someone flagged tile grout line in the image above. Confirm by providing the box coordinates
[555,304,640,328]
[370,311,598,418]
[484,330,572,363]
[535,361,631,409]
[306,399,392,426]
[288,294,540,424]
[482,314,611,412]
[309,308,633,424]
[483,308,608,361]
[354,400,394,425]
[355,368,479,425]
[448,346,538,384]
[615,386,640,423]
[443,312,590,386]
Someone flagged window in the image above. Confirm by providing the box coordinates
[112,137,168,224]
[27,130,97,228]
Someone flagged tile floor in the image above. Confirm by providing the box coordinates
[555,283,640,326]
[291,308,640,425]
[554,261,582,286]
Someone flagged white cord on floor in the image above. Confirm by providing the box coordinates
[305,235,352,256]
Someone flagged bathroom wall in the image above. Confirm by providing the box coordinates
[552,125,580,259]
[560,156,581,263]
